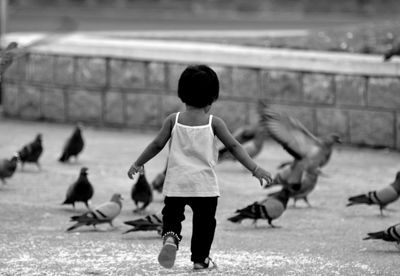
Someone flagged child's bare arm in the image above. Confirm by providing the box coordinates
[212,116,272,186]
[127,114,174,179]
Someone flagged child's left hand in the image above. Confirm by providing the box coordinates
[127,163,144,179]
[252,166,273,187]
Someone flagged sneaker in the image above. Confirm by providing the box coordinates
[158,237,177,269]
[193,257,217,271]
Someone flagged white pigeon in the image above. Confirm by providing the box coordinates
[67,193,123,231]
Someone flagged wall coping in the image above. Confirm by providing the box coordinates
[4,32,400,77]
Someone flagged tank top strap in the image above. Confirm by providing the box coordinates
[208,115,214,135]
[208,114,213,125]
[175,112,180,125]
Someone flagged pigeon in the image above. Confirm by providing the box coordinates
[123,212,163,235]
[151,166,166,193]
[59,124,85,162]
[0,42,18,74]
[363,223,400,245]
[383,43,400,61]
[227,188,291,227]
[17,133,43,170]
[67,193,123,232]
[62,167,94,210]
[268,162,320,207]
[346,171,400,215]
[261,108,341,170]
[0,155,18,184]
[219,126,266,162]
[131,169,153,212]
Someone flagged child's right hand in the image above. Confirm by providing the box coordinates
[127,163,144,179]
[252,166,273,187]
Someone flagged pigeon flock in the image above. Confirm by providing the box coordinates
[1,44,400,253]
[1,104,400,250]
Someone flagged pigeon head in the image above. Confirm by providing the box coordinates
[110,193,123,206]
[324,133,341,145]
[80,167,89,175]
[36,133,42,142]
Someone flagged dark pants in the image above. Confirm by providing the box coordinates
[161,196,218,263]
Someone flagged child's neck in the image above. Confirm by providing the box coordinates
[178,105,211,126]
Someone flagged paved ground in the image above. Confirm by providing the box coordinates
[1,117,400,275]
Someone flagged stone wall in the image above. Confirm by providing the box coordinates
[2,34,400,149]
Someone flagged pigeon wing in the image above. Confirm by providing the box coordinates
[262,110,321,160]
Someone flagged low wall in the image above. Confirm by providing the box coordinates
[2,33,400,149]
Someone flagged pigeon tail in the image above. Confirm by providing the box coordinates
[363,231,387,241]
[227,214,246,223]
[347,194,371,206]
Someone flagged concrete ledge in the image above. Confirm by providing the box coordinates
[5,32,400,77]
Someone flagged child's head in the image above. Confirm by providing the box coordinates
[177,64,219,108]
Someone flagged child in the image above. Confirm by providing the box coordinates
[127,64,272,270]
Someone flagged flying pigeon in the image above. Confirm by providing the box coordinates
[363,223,400,246]
[346,171,400,215]
[59,124,84,162]
[261,107,341,170]
[62,167,94,210]
[0,42,18,74]
[383,43,400,61]
[67,193,123,232]
[218,124,265,162]
[131,169,153,212]
[17,133,43,170]
[123,212,163,234]
[0,155,18,184]
[151,166,166,193]
[227,188,291,227]
[267,162,320,207]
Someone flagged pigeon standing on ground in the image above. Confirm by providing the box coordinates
[151,166,167,193]
[363,223,400,245]
[62,167,94,210]
[227,188,291,227]
[261,107,341,170]
[17,133,43,170]
[346,171,400,215]
[123,212,163,234]
[0,155,18,184]
[59,124,84,163]
[131,169,153,212]
[383,43,400,61]
[67,193,123,232]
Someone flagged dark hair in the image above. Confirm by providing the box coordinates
[177,64,219,108]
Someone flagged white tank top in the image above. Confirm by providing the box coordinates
[163,112,220,197]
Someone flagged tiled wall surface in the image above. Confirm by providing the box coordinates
[2,53,400,149]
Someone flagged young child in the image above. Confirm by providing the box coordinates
[127,64,272,270]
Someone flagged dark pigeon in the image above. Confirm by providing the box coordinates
[347,171,400,215]
[62,167,94,210]
[67,193,123,232]
[0,155,18,184]
[123,212,163,235]
[17,133,43,170]
[131,169,153,212]
[227,188,291,228]
[59,124,84,163]
[383,43,400,61]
